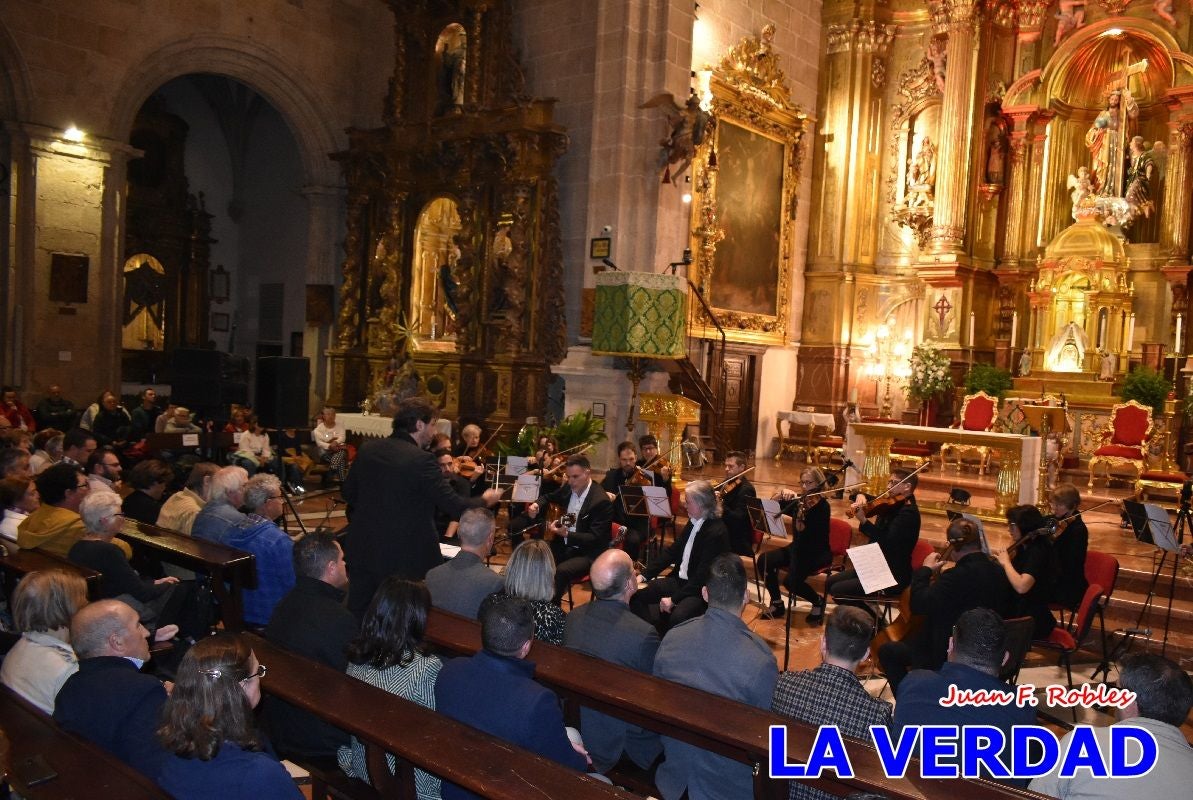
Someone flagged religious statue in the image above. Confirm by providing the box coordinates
[926,37,947,94]
[907,137,937,209]
[1098,349,1117,382]
[985,134,1006,185]
[1124,135,1157,219]
[440,26,467,113]
[1154,0,1177,27]
[1066,166,1094,220]
[640,90,713,183]
[1055,1,1086,46]
[1045,321,1091,372]
[1085,88,1139,195]
[1018,350,1033,378]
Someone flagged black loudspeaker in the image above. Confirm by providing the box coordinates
[170,349,248,414]
[255,357,311,429]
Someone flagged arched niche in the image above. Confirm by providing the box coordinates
[121,253,167,351]
[411,196,462,346]
[434,23,467,115]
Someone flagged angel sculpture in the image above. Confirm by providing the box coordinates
[1066,167,1094,220]
[1154,0,1177,27]
[639,91,712,183]
[1054,1,1086,46]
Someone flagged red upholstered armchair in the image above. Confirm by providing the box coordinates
[939,391,998,474]
[1088,400,1154,489]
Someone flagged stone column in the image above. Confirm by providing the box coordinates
[928,0,982,257]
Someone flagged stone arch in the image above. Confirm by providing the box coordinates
[107,33,341,189]
[0,19,33,120]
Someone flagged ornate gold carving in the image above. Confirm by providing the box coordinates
[712,24,797,111]
[872,57,887,89]
[1094,0,1133,14]
[826,20,898,55]
[989,0,1016,27]
[1016,0,1051,38]
[336,193,367,349]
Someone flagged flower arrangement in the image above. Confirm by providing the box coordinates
[905,343,954,403]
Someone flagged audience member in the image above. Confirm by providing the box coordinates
[480,539,566,645]
[53,599,170,779]
[632,479,729,632]
[893,608,1034,784]
[425,507,503,619]
[653,553,778,800]
[772,607,892,800]
[34,384,77,431]
[313,406,349,482]
[996,504,1058,640]
[264,532,354,761]
[3,428,33,454]
[0,445,31,481]
[122,459,173,524]
[1048,483,1089,611]
[155,403,177,434]
[157,634,302,799]
[1,386,36,431]
[338,578,443,797]
[162,406,201,434]
[224,474,296,626]
[85,445,123,493]
[29,428,63,474]
[191,466,252,543]
[17,463,99,558]
[0,570,89,713]
[158,462,219,535]
[878,516,1012,692]
[90,391,133,449]
[223,406,250,434]
[60,427,97,467]
[128,389,162,441]
[436,597,588,799]
[1030,652,1193,797]
[0,476,38,542]
[563,548,661,775]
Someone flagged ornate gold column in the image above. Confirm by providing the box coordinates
[1020,111,1053,259]
[998,109,1037,270]
[1160,104,1193,266]
[927,0,981,257]
[1012,1,1050,79]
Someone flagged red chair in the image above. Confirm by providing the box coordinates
[910,539,935,570]
[1084,550,1119,681]
[939,391,998,474]
[1033,582,1104,721]
[1088,400,1154,489]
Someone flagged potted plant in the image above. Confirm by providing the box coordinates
[963,364,1014,398]
[905,343,955,425]
[1120,366,1170,417]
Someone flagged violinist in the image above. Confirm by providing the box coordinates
[532,435,565,491]
[637,435,672,486]
[823,469,922,618]
[720,451,758,556]
[600,441,647,560]
[453,423,483,457]
[433,448,472,542]
[876,516,1013,693]
[1048,483,1089,612]
[995,505,1058,641]
[757,468,832,624]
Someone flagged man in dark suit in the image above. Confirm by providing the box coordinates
[53,599,169,780]
[342,397,502,619]
[600,440,648,561]
[425,508,505,619]
[521,454,613,603]
[563,548,661,774]
[631,479,729,632]
[720,450,757,556]
[435,597,588,800]
[653,554,778,800]
[263,532,355,761]
[878,516,1013,692]
[433,447,473,541]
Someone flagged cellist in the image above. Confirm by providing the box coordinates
[822,468,922,619]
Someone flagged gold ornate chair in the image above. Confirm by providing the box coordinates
[939,391,998,474]
[1088,400,1154,489]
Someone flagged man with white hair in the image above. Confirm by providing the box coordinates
[221,473,296,626]
[425,507,504,619]
[191,465,252,543]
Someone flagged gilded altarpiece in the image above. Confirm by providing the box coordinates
[327,0,567,428]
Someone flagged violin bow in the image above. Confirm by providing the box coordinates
[712,465,756,491]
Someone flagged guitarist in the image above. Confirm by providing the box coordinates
[523,454,613,603]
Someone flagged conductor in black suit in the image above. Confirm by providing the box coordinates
[342,397,502,619]
[631,480,730,633]
[522,454,613,603]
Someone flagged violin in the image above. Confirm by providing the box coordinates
[713,466,755,497]
[845,491,909,519]
[454,455,482,479]
[627,466,653,486]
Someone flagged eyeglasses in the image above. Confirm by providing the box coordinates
[241,664,267,682]
[73,482,90,491]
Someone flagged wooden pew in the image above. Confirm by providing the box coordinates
[143,431,237,462]
[118,519,256,631]
[425,609,1043,800]
[0,543,102,600]
[0,687,169,798]
[245,634,635,800]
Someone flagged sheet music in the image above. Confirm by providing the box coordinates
[761,499,787,538]
[511,474,541,503]
[641,485,673,518]
[439,543,461,559]
[505,456,529,476]
[847,542,898,595]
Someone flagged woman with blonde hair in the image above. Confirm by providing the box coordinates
[479,539,567,645]
[0,570,89,713]
[157,633,301,799]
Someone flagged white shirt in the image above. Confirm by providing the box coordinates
[565,480,593,538]
[0,630,78,714]
[238,430,272,460]
[314,422,345,454]
[678,516,705,580]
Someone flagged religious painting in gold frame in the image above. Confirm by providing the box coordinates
[688,37,807,346]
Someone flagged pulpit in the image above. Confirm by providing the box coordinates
[638,393,701,480]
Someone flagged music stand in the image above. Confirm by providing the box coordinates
[618,485,652,520]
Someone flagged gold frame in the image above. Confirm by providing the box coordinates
[1087,399,1155,489]
[940,391,999,475]
[688,28,809,345]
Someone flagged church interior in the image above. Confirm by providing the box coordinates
[2,0,1193,794]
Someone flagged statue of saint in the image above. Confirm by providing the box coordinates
[1098,349,1117,382]
[1045,321,1091,372]
[1124,135,1157,219]
[1018,350,1032,378]
[1067,166,1094,219]
[1085,88,1139,196]
[907,137,937,209]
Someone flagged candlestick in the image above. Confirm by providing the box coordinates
[1010,311,1018,346]
[1126,314,1135,352]
[1177,314,1183,354]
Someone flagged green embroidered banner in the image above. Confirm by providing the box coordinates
[592,272,687,358]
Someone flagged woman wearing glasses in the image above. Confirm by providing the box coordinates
[157,634,301,799]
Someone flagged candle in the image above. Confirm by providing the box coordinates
[1010,311,1018,345]
[1177,314,1183,353]
[1126,314,1135,352]
[968,312,975,346]
[849,386,858,404]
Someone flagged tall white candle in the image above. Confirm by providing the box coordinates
[969,312,975,346]
[1177,314,1183,353]
[1010,311,1018,345]
[849,386,858,404]
[1126,314,1135,352]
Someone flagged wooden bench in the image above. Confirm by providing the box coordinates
[425,609,1042,800]
[118,519,256,631]
[245,634,635,800]
[0,543,102,600]
[144,431,238,462]
[0,687,169,798]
